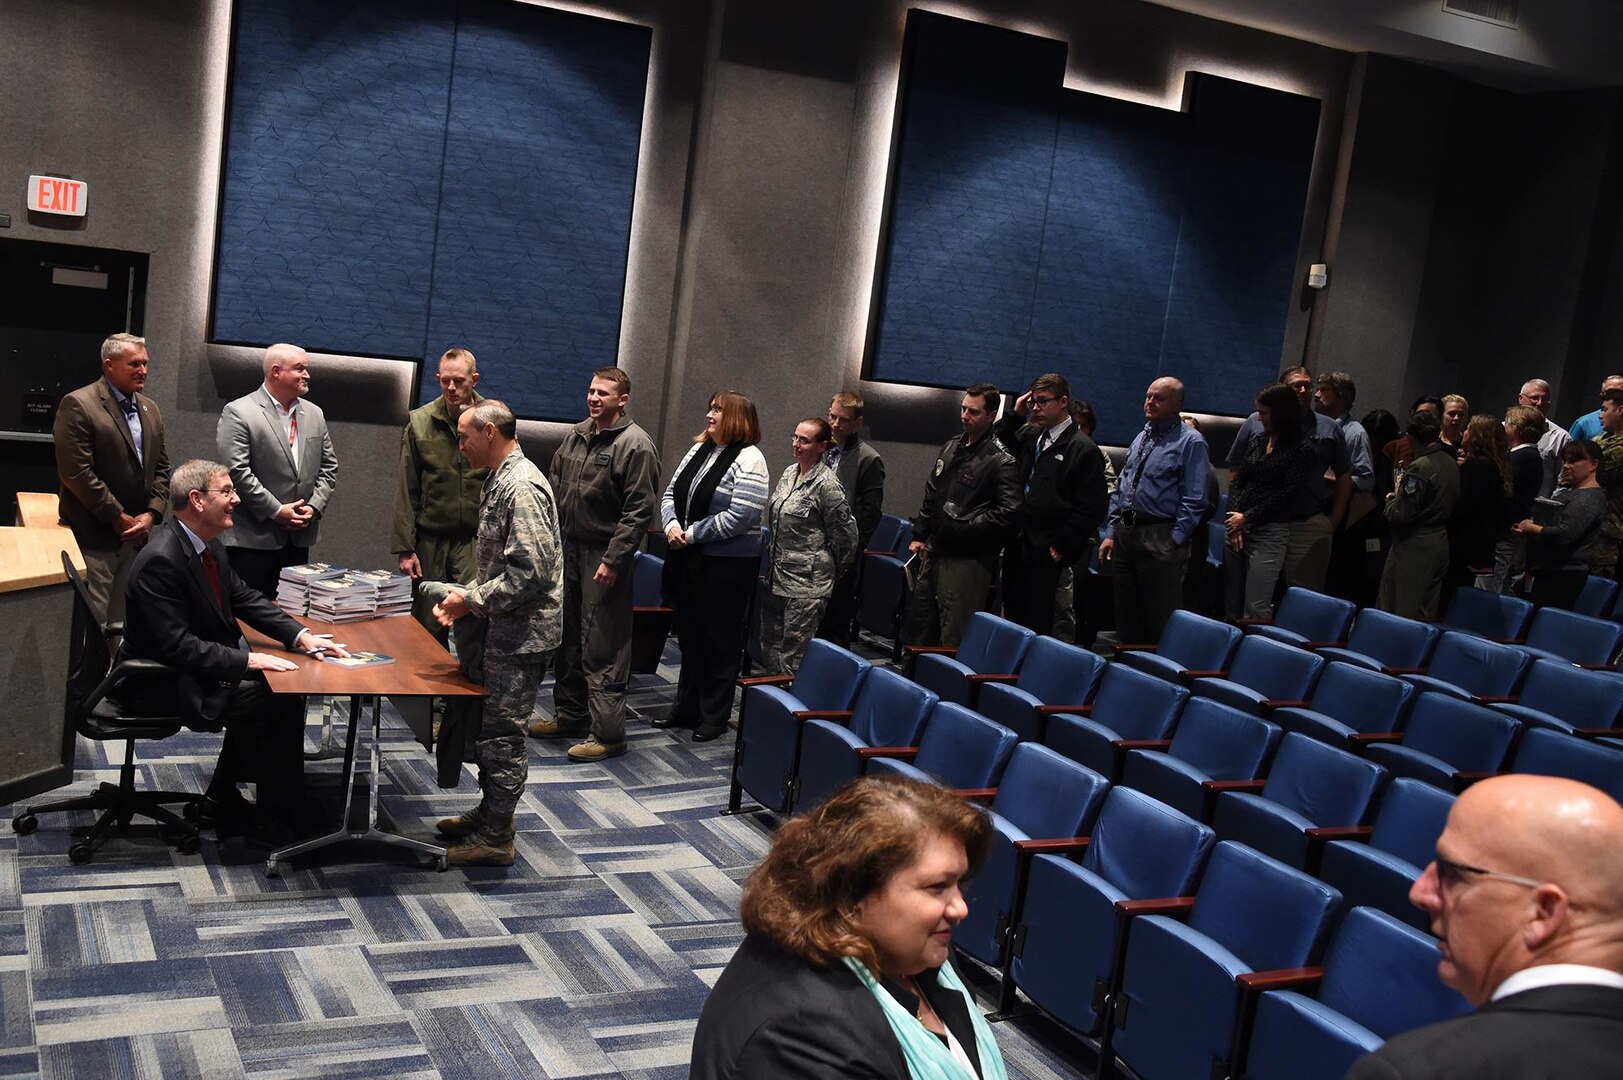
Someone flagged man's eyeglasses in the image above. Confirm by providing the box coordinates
[202,486,237,498]
[1434,854,1543,891]
[790,435,822,445]
[1028,397,1057,408]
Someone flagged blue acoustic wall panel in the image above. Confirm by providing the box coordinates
[871,16,1066,391]
[421,1,650,418]
[871,11,1320,446]
[213,0,650,420]
[213,0,455,357]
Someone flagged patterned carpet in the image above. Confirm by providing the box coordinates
[0,639,1096,1079]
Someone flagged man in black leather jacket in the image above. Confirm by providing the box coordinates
[903,383,1020,647]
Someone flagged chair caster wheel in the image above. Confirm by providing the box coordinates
[68,842,94,865]
[175,834,201,856]
[264,859,280,878]
[12,814,37,836]
[183,802,201,823]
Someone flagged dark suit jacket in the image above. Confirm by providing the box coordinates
[120,518,306,728]
[995,416,1109,564]
[1347,983,1623,1080]
[53,378,169,548]
[690,935,985,1080]
[830,432,886,548]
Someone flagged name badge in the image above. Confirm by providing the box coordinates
[593,451,613,465]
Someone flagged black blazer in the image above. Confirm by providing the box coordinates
[996,416,1109,564]
[120,518,306,727]
[1347,983,1623,1080]
[690,935,984,1080]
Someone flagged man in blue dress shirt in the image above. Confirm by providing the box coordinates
[1099,377,1210,644]
[1569,375,1623,442]
[1225,366,1352,593]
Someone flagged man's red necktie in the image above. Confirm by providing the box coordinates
[288,411,297,447]
[200,548,224,610]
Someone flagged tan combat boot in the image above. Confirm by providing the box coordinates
[446,816,516,868]
[435,802,486,839]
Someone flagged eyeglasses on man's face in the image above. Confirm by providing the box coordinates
[202,486,237,498]
[1433,854,1543,892]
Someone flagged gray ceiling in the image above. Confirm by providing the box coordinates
[1144,0,1623,91]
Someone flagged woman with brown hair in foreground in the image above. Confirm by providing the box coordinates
[690,777,1007,1079]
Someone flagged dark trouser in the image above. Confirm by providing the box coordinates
[1002,539,1065,636]
[1527,568,1587,611]
[816,563,861,647]
[1379,527,1449,619]
[671,553,757,733]
[1111,521,1188,645]
[904,549,997,648]
[209,675,305,820]
[552,538,635,744]
[409,531,476,646]
[228,542,310,603]
[480,653,547,820]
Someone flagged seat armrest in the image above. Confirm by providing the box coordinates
[1302,640,1344,650]
[1113,738,1173,751]
[1115,896,1195,917]
[1262,700,1311,712]
[904,645,958,656]
[1035,703,1093,715]
[1235,617,1274,627]
[1453,770,1498,791]
[1015,836,1090,855]
[855,746,919,760]
[1380,666,1427,676]
[632,605,673,615]
[1201,778,1266,794]
[1180,669,1228,683]
[103,620,126,640]
[966,673,1018,684]
[1490,637,1524,646]
[1111,643,1156,655]
[862,548,893,557]
[98,657,182,712]
[1305,825,1373,842]
[792,709,854,721]
[1578,663,1619,672]
[952,787,998,802]
[1236,967,1324,993]
[1573,727,1623,740]
[1349,731,1405,746]
[1471,694,1518,706]
[737,673,794,688]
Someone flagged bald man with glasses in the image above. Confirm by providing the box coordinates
[1348,774,1623,1079]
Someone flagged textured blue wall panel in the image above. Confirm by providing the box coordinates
[214,0,455,357]
[213,0,649,420]
[871,11,1318,440]
[422,1,649,417]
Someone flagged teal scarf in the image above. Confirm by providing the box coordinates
[842,957,1009,1080]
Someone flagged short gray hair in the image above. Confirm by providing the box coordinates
[1520,378,1551,396]
[264,343,306,378]
[468,398,516,440]
[170,459,228,511]
[101,332,146,363]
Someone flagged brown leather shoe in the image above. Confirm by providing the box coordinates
[445,818,516,868]
[567,736,627,763]
[527,717,588,740]
[435,804,485,839]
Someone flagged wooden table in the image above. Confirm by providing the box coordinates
[245,614,484,876]
[0,527,84,594]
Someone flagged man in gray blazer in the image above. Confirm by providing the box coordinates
[53,332,171,623]
[216,344,339,599]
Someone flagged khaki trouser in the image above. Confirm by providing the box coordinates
[1379,527,1450,619]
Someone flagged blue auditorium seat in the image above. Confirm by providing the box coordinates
[1508,727,1623,803]
[1043,663,1189,782]
[864,701,1018,790]
[1118,697,1283,821]
[795,668,936,810]
[1439,585,1533,642]
[1242,586,1356,649]
[1572,573,1619,618]
[907,611,1034,707]
[1397,631,1530,704]
[1363,692,1521,792]
[1316,608,1440,674]
[1269,661,1416,749]
[1114,610,1242,684]
[1318,778,1455,931]
[1511,606,1623,668]
[1489,659,1623,737]
[629,551,673,675]
[975,636,1104,742]
[1187,634,1325,716]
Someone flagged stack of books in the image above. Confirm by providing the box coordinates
[353,569,413,618]
[275,562,345,615]
[307,575,383,623]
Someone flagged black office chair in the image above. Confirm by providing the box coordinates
[10,552,202,862]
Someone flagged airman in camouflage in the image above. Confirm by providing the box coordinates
[432,399,563,867]
[761,420,857,674]
[1594,391,1623,578]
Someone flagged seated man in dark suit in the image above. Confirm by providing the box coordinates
[1349,774,1623,1079]
[120,458,346,841]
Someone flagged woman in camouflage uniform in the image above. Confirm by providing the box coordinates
[761,418,858,674]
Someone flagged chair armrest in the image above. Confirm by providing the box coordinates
[862,548,893,557]
[1235,617,1274,627]
[904,645,958,656]
[1471,695,1518,706]
[98,657,182,713]
[1380,666,1427,676]
[1262,700,1312,712]
[1179,669,1228,684]
[855,746,919,760]
[1115,896,1195,917]
[1201,778,1266,794]
[1014,836,1091,855]
[737,673,794,688]
[632,605,673,615]
[1111,643,1157,654]
[1113,738,1173,751]
[1572,728,1623,740]
[1578,663,1619,672]
[1236,967,1324,993]
[953,787,998,802]
[966,673,1018,684]
[1490,637,1524,646]
[1453,771,1498,791]
[792,709,854,721]
[1350,731,1405,745]
[1035,703,1093,715]
[1302,640,1345,650]
[1305,825,1373,843]
[103,620,125,640]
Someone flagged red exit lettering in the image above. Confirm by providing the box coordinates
[26,175,88,217]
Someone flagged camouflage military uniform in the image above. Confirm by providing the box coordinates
[1596,428,1623,578]
[390,393,487,641]
[1378,441,1460,618]
[463,446,563,819]
[761,462,857,674]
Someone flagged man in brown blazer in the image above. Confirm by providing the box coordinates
[54,332,170,623]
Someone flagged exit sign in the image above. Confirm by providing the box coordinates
[27,175,88,217]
